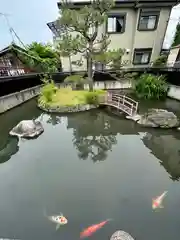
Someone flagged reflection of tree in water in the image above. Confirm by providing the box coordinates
[0,137,19,164]
[67,111,118,162]
[142,131,180,181]
[46,114,61,125]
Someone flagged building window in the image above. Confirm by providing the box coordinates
[138,10,160,31]
[93,62,104,71]
[133,48,152,65]
[107,14,126,33]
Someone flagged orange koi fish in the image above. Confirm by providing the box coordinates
[80,219,112,239]
[152,191,168,209]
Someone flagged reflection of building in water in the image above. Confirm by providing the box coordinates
[0,137,19,164]
[142,132,180,181]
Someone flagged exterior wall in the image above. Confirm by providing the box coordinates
[107,8,138,65]
[0,85,42,114]
[56,6,172,71]
[168,84,180,101]
[167,47,180,66]
[132,8,171,65]
[0,52,31,76]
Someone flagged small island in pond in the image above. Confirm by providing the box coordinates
[38,81,106,113]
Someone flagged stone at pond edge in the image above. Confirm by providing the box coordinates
[136,108,179,128]
[110,230,134,240]
[9,120,44,138]
[38,103,97,113]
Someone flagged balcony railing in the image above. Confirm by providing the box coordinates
[0,66,32,77]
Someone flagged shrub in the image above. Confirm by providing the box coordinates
[85,92,99,105]
[135,73,168,100]
[153,55,167,67]
[40,80,57,103]
[64,74,85,90]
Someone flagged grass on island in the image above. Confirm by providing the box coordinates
[39,86,106,107]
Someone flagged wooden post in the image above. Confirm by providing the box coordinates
[123,95,125,105]
[130,105,133,116]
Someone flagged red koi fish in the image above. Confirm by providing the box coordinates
[152,191,168,209]
[80,219,112,239]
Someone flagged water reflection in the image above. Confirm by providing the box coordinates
[46,114,61,125]
[0,137,19,164]
[0,99,42,163]
[67,111,118,162]
[142,131,180,181]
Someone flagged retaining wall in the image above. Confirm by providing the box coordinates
[0,81,179,115]
[0,85,42,114]
[168,84,180,101]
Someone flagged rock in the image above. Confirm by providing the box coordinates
[110,230,134,240]
[9,120,44,138]
[126,114,141,122]
[137,108,179,128]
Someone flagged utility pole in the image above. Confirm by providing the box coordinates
[0,12,26,48]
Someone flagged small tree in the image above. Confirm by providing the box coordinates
[58,0,124,91]
[172,22,180,47]
[15,42,61,73]
[56,32,80,73]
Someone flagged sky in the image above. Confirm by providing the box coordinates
[0,0,180,50]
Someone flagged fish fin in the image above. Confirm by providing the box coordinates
[56,223,61,231]
[159,204,164,209]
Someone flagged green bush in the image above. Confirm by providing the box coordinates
[85,92,99,105]
[135,73,168,100]
[153,55,167,67]
[40,81,57,103]
[85,90,106,105]
[64,74,85,89]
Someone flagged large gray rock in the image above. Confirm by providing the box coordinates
[137,108,179,128]
[110,230,134,240]
[9,120,44,138]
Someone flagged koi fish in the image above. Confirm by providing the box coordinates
[44,209,68,230]
[152,191,168,209]
[80,219,112,239]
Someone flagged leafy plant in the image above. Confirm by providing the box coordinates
[153,55,167,67]
[64,74,85,89]
[135,73,168,100]
[85,90,105,105]
[39,78,58,106]
[15,42,61,73]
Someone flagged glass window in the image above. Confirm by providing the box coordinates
[138,10,159,31]
[107,15,125,33]
[133,49,152,65]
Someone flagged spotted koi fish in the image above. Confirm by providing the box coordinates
[152,191,168,209]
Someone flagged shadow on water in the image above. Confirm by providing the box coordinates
[0,99,42,164]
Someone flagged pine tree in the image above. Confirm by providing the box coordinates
[57,0,124,91]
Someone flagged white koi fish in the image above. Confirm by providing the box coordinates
[44,209,68,230]
[152,191,168,209]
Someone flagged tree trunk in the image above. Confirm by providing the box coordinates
[69,55,72,73]
[87,42,93,92]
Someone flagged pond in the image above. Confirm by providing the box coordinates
[1,98,180,240]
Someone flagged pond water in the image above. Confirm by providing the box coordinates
[1,98,180,240]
